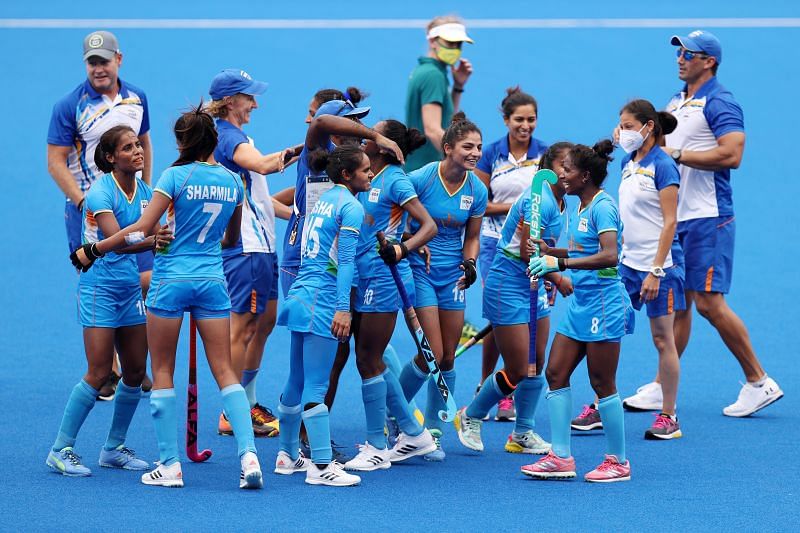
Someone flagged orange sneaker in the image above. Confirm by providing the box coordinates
[251,404,280,437]
[218,412,233,436]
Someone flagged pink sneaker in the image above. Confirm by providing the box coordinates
[584,455,631,483]
[495,396,516,421]
[520,451,576,479]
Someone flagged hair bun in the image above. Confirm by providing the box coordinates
[450,111,467,125]
[657,111,678,136]
[592,139,615,163]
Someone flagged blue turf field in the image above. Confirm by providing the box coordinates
[1,1,799,531]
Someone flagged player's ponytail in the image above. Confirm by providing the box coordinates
[657,111,678,137]
[94,125,136,174]
[569,140,614,187]
[308,145,364,184]
[172,100,218,167]
[620,98,676,138]
[314,86,368,107]
[379,119,427,164]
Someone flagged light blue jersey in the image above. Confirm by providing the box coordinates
[407,162,488,272]
[279,185,364,337]
[356,164,418,279]
[152,162,243,282]
[493,184,565,277]
[566,191,623,288]
[81,173,152,287]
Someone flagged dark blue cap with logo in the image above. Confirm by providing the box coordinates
[314,99,371,120]
[671,30,722,64]
[209,69,268,100]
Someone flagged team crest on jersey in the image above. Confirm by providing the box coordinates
[578,217,588,232]
[460,195,473,211]
[369,188,381,203]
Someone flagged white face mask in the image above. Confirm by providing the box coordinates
[619,124,650,154]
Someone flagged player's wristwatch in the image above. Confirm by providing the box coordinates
[650,266,666,278]
[670,149,682,163]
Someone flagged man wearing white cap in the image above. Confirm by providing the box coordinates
[47,30,153,399]
[622,30,783,417]
[404,16,474,171]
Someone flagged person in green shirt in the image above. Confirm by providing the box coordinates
[405,16,474,172]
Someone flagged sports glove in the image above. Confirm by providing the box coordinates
[460,258,477,289]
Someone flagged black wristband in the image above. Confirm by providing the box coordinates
[398,241,409,260]
[90,243,104,259]
[558,258,567,271]
[452,86,464,93]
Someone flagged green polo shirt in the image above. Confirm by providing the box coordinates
[404,56,453,172]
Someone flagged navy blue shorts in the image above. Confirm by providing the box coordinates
[620,264,686,318]
[678,215,735,294]
[223,252,279,314]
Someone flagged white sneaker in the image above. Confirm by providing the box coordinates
[389,428,438,462]
[454,407,484,452]
[239,451,263,489]
[723,377,784,417]
[344,442,392,471]
[622,382,663,411]
[274,450,310,475]
[504,430,551,454]
[141,462,183,488]
[305,461,361,487]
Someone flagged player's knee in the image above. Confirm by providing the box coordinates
[502,366,525,387]
[121,366,145,387]
[545,365,567,390]
[651,331,670,353]
[588,372,616,398]
[694,294,722,321]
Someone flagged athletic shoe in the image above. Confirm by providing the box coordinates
[218,412,233,435]
[141,462,183,488]
[723,378,784,417]
[239,451,263,489]
[99,445,150,470]
[644,413,683,440]
[46,447,91,477]
[386,416,401,447]
[300,439,351,463]
[454,407,484,452]
[495,396,517,421]
[505,431,551,454]
[344,442,392,471]
[305,461,361,487]
[390,428,438,462]
[274,450,310,475]
[251,404,280,437]
[423,429,445,462]
[97,371,121,401]
[520,451,576,479]
[623,382,663,411]
[584,455,631,483]
[141,374,153,394]
[571,404,603,431]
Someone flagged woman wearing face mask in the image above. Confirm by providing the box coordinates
[616,99,685,439]
[275,145,371,487]
[473,86,549,422]
[404,15,474,171]
[396,113,488,461]
[522,141,635,483]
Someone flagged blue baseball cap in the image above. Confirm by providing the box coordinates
[671,30,722,64]
[209,69,268,100]
[314,99,371,120]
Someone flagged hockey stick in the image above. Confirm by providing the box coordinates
[528,170,559,377]
[379,237,457,422]
[454,323,493,359]
[187,317,212,462]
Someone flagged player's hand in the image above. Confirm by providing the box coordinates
[451,58,473,88]
[331,311,352,343]
[556,274,573,297]
[458,258,477,289]
[529,255,559,278]
[529,238,550,256]
[376,231,408,265]
[154,224,174,252]
[70,243,103,272]
[640,273,660,302]
[612,125,621,144]
[374,134,404,165]
[418,244,431,273]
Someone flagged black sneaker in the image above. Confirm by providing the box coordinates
[97,371,121,401]
[300,438,351,463]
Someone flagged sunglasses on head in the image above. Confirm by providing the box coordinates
[676,48,709,61]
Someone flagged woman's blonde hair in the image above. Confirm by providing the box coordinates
[205,94,251,118]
